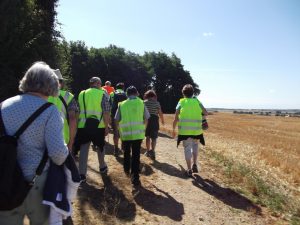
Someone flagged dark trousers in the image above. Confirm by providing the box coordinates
[123,140,142,179]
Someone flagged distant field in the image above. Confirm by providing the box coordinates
[162,113,300,196]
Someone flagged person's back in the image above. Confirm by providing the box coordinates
[0,61,69,225]
[102,81,115,95]
[111,89,127,117]
[2,93,68,181]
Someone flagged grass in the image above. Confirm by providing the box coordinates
[162,113,300,224]
[207,148,300,222]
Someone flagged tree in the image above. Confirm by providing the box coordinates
[0,0,60,100]
[142,52,200,113]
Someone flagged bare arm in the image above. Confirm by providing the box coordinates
[158,108,165,125]
[103,112,110,136]
[200,103,208,116]
[67,111,77,151]
[172,110,179,138]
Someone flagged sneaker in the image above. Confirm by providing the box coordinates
[192,164,198,173]
[80,174,86,182]
[100,166,108,174]
[186,169,193,177]
[144,151,150,157]
[145,150,155,160]
[150,150,156,160]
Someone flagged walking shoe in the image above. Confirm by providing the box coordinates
[144,151,150,157]
[80,174,86,182]
[100,166,108,174]
[192,164,198,173]
[145,150,155,160]
[185,169,193,177]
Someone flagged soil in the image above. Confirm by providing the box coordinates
[66,131,282,225]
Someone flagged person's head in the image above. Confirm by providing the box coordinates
[116,82,125,90]
[89,77,102,88]
[19,61,59,97]
[126,86,138,96]
[105,81,111,86]
[144,90,157,100]
[53,69,64,88]
[182,84,194,98]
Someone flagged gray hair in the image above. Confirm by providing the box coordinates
[19,61,59,97]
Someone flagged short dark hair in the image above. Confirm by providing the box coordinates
[144,90,157,99]
[116,82,125,90]
[182,84,194,97]
[126,86,138,96]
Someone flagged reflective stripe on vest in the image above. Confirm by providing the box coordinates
[48,90,74,143]
[119,98,145,141]
[178,98,203,135]
[78,88,105,128]
[119,121,144,128]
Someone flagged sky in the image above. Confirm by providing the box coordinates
[57,0,300,109]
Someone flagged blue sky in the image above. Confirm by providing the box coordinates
[57,0,300,109]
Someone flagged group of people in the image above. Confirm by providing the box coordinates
[0,61,207,224]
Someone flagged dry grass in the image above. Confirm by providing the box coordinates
[163,113,300,187]
[162,112,300,220]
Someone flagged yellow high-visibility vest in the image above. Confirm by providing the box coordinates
[77,88,105,128]
[48,90,74,143]
[178,98,203,135]
[119,98,145,141]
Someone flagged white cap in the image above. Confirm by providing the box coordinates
[53,69,63,80]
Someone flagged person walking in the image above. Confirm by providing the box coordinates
[77,77,110,182]
[114,86,150,186]
[48,69,78,151]
[0,62,69,225]
[143,90,165,160]
[102,81,115,95]
[172,84,207,177]
[110,82,127,156]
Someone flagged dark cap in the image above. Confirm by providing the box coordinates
[126,86,138,95]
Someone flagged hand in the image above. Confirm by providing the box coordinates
[105,127,109,136]
[67,142,73,152]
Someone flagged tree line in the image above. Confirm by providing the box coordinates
[0,0,200,113]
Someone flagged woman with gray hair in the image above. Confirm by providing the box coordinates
[0,62,69,224]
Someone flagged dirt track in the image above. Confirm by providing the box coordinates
[67,130,281,225]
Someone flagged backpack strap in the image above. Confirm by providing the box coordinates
[14,102,53,139]
[58,95,71,124]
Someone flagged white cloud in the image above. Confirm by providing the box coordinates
[203,32,215,37]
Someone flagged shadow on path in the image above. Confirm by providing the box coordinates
[151,160,188,179]
[158,131,173,139]
[134,185,184,221]
[77,169,136,222]
[192,174,262,214]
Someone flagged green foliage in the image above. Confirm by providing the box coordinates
[0,0,60,100]
[0,1,200,113]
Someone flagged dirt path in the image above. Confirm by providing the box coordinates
[70,132,278,225]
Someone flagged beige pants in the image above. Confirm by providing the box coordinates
[0,171,49,225]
